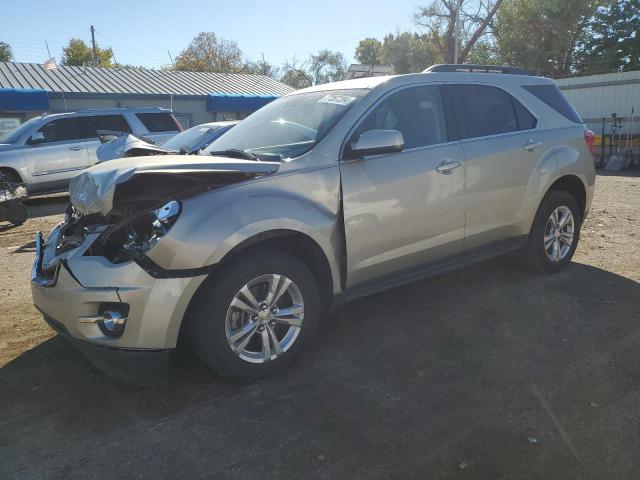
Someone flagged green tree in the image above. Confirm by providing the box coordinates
[0,42,13,62]
[414,0,504,63]
[174,32,244,73]
[244,54,279,78]
[355,38,383,65]
[380,32,441,73]
[308,49,347,85]
[466,39,503,65]
[62,38,112,67]
[576,0,640,73]
[280,57,313,88]
[494,0,600,77]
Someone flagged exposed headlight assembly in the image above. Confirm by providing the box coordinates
[102,200,181,263]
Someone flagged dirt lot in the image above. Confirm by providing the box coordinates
[1,173,639,479]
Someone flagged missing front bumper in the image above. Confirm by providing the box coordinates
[42,314,171,385]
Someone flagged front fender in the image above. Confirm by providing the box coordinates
[146,166,343,293]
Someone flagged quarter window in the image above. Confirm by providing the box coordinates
[135,112,180,133]
[447,85,521,139]
[354,85,447,150]
[522,84,583,123]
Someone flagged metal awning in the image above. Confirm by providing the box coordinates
[207,93,279,112]
[0,88,50,112]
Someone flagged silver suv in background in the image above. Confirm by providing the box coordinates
[31,64,595,384]
[0,107,182,194]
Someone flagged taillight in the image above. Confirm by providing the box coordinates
[584,129,595,156]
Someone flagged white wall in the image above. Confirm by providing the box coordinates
[555,71,640,135]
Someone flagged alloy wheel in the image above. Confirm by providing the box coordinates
[544,206,575,262]
[225,274,304,363]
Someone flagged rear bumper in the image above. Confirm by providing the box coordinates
[42,313,171,385]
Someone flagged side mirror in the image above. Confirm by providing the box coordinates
[29,131,45,144]
[98,133,119,144]
[97,130,126,144]
[349,129,404,159]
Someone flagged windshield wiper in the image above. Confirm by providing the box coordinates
[208,149,259,161]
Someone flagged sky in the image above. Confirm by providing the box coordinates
[1,0,421,69]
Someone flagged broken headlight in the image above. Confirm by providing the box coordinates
[105,200,181,263]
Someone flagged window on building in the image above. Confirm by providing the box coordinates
[135,112,181,132]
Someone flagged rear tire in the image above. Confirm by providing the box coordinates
[521,190,581,273]
[188,249,321,379]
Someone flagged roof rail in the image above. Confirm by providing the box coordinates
[423,64,532,75]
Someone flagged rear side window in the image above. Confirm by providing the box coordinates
[447,85,519,139]
[522,84,583,123]
[512,99,537,130]
[135,112,180,132]
[37,118,82,143]
[354,85,447,149]
[82,114,132,138]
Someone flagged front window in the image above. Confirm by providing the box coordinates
[0,117,41,144]
[202,89,368,160]
[162,124,224,152]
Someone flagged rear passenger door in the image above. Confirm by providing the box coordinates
[81,114,133,165]
[444,84,541,250]
[341,85,467,287]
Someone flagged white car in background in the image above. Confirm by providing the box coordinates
[97,121,239,161]
[0,107,182,194]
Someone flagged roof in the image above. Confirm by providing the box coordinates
[0,62,294,97]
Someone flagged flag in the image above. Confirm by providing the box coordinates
[43,58,57,70]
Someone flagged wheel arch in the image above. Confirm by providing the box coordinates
[177,229,336,346]
[0,167,23,183]
[545,174,587,221]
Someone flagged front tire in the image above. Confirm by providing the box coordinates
[521,190,581,273]
[188,249,321,379]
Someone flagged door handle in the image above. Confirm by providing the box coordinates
[69,146,84,151]
[523,140,542,152]
[436,160,461,174]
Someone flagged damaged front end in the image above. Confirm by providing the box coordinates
[61,156,281,267]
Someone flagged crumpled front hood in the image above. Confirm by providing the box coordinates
[96,134,171,162]
[69,155,280,216]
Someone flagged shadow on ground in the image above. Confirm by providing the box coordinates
[24,194,69,218]
[1,257,639,479]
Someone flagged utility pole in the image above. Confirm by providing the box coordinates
[90,25,97,66]
[453,0,462,64]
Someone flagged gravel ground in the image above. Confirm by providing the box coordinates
[0,173,638,479]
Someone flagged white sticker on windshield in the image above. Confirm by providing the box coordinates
[317,94,357,106]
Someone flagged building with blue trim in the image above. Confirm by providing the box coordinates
[0,62,294,134]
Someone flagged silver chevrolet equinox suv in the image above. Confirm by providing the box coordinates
[0,107,181,194]
[31,65,595,384]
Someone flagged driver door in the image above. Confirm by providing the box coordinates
[23,117,89,190]
[340,85,467,287]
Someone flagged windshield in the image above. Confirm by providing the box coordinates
[202,89,368,160]
[162,124,226,152]
[0,117,41,144]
